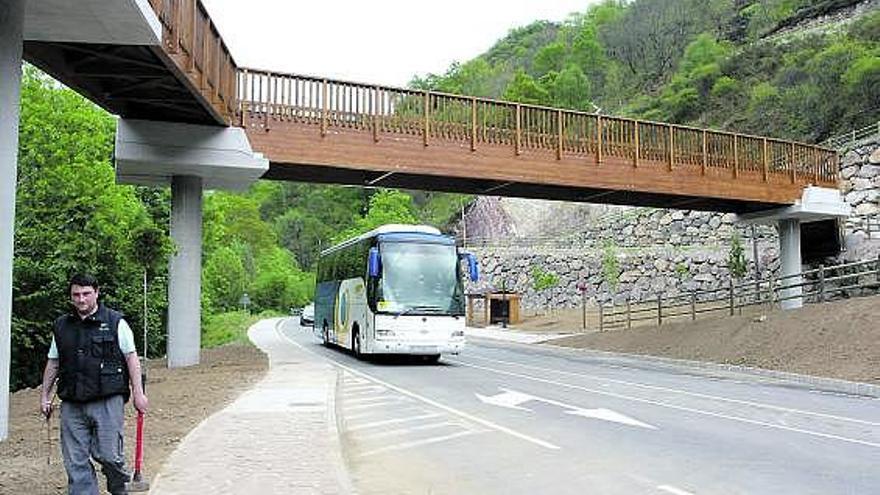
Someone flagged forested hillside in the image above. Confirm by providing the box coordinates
[411,0,879,143]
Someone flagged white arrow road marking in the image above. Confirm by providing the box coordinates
[657,485,695,495]
[566,408,656,429]
[475,389,535,411]
[477,388,657,430]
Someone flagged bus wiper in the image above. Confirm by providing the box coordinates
[394,305,445,318]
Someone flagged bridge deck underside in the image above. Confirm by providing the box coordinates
[24,41,220,125]
[248,119,808,214]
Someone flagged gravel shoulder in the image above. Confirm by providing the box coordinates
[0,342,268,494]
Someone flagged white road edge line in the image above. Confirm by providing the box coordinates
[447,359,880,449]
[464,353,880,427]
[657,485,695,495]
[274,322,560,450]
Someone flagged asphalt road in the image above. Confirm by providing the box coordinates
[278,319,880,495]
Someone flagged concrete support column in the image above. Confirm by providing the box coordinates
[778,218,803,310]
[0,0,25,442]
[167,175,203,368]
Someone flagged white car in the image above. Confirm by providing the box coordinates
[299,303,314,327]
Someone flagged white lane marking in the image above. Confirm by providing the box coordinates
[344,385,387,394]
[357,430,481,457]
[345,395,405,405]
[477,388,656,429]
[463,353,880,427]
[344,403,434,422]
[343,378,372,386]
[358,421,461,440]
[347,398,410,411]
[448,359,880,449]
[347,413,443,432]
[275,325,560,450]
[658,485,695,495]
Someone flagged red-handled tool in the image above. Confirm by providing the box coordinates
[125,412,150,492]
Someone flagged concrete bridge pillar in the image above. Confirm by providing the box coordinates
[737,187,852,313]
[167,176,203,368]
[778,218,803,310]
[114,119,268,368]
[0,0,25,442]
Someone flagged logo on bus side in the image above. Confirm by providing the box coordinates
[339,291,349,330]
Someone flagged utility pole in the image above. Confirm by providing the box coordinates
[751,224,760,303]
[461,198,467,248]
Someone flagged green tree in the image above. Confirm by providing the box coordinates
[545,64,593,111]
[533,41,567,75]
[601,241,620,293]
[503,70,550,105]
[251,247,312,312]
[13,66,168,389]
[728,232,748,280]
[203,243,249,312]
[335,189,418,242]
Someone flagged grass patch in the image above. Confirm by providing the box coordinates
[202,310,282,348]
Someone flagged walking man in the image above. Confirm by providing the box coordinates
[40,274,149,494]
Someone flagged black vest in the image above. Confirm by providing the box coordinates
[53,304,130,403]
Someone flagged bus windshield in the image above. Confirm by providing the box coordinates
[377,241,464,315]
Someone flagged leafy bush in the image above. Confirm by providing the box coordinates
[602,241,621,292]
[202,310,277,348]
[531,266,560,292]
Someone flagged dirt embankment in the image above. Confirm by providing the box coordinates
[0,342,268,494]
[548,295,880,385]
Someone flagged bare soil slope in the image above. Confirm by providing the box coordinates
[0,343,267,494]
[549,295,880,384]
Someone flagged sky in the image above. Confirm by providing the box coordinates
[202,0,598,88]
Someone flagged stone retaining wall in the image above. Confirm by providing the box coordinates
[465,139,880,309]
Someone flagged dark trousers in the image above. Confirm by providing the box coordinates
[60,395,130,495]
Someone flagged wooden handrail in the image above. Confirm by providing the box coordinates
[147,0,239,124]
[235,69,839,186]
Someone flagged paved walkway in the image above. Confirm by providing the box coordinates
[465,325,575,344]
[149,318,353,495]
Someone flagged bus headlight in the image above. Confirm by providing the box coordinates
[451,330,465,337]
[377,329,395,338]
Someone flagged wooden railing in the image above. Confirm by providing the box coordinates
[821,120,880,150]
[598,257,880,331]
[237,69,839,187]
[147,0,238,123]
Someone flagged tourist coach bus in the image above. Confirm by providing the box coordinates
[314,224,479,362]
